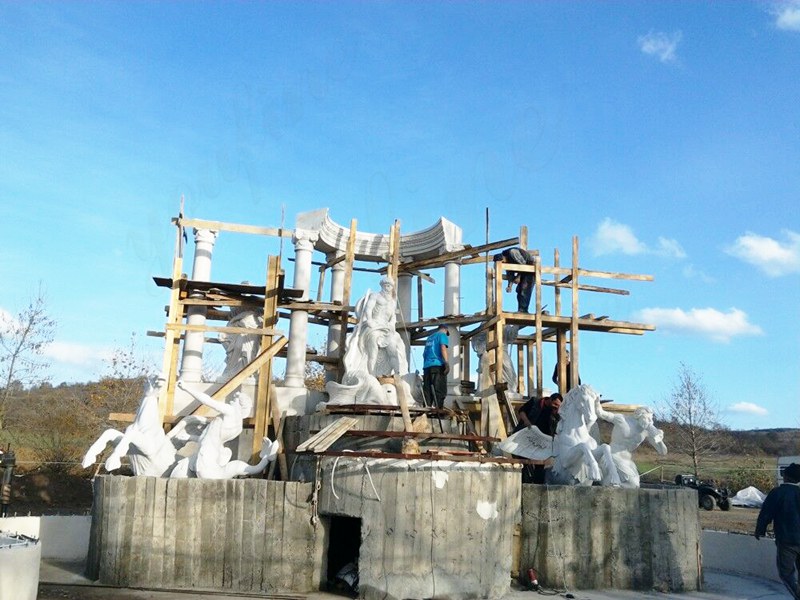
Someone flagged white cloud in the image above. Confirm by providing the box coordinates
[634,307,763,343]
[728,402,769,416]
[725,230,800,277]
[682,264,715,283]
[591,218,648,256]
[773,1,800,31]
[638,30,682,63]
[42,341,111,367]
[655,236,687,259]
[590,218,685,260]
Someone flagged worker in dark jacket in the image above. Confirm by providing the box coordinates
[755,462,800,599]
[493,247,536,313]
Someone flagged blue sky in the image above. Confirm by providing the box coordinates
[1,2,798,431]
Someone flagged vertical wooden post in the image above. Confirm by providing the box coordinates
[160,217,186,422]
[526,341,535,397]
[388,220,401,284]
[554,248,566,394]
[534,254,543,398]
[570,236,580,390]
[416,276,424,322]
[253,255,280,461]
[516,342,524,396]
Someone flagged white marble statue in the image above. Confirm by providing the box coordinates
[82,378,193,477]
[595,400,667,488]
[471,324,520,394]
[498,384,621,486]
[218,308,263,382]
[326,277,416,406]
[171,381,278,479]
[82,378,277,479]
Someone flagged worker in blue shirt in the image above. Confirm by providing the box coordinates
[755,462,800,599]
[422,325,449,409]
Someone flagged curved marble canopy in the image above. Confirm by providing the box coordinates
[296,208,464,262]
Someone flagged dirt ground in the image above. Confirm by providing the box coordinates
[698,505,759,535]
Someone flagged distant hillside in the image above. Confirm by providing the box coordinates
[728,428,800,457]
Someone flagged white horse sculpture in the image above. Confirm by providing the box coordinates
[81,378,198,477]
[498,384,620,486]
[83,378,277,479]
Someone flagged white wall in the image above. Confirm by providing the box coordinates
[0,515,91,561]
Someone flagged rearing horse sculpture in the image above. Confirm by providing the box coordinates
[549,384,620,486]
[81,378,191,477]
[497,384,620,486]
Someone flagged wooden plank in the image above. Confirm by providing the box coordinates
[254,255,280,461]
[176,217,293,238]
[187,337,287,418]
[539,265,654,282]
[534,255,543,397]
[165,322,281,336]
[540,280,630,295]
[159,219,185,421]
[395,237,519,271]
[295,416,358,452]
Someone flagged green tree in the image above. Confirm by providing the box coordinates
[0,291,56,429]
[659,363,728,477]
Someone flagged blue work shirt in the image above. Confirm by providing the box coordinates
[423,331,448,368]
[756,482,800,545]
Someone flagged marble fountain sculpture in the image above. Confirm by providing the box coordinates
[326,276,422,406]
[498,384,667,487]
[471,324,521,395]
[82,377,278,479]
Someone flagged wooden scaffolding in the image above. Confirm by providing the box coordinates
[137,211,654,470]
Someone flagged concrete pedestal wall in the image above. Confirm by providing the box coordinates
[87,476,325,595]
[521,485,702,592]
[318,459,521,600]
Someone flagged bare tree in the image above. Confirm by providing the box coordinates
[659,363,728,477]
[0,291,56,429]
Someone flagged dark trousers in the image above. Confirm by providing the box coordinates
[516,273,533,312]
[777,542,800,599]
[423,366,447,409]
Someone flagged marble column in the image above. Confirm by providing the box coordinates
[444,261,461,395]
[325,256,346,383]
[397,273,413,366]
[179,228,219,382]
[284,230,317,388]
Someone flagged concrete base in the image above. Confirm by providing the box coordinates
[521,485,702,592]
[319,459,521,600]
[87,476,325,594]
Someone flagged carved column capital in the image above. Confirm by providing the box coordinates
[193,228,219,246]
[293,229,319,251]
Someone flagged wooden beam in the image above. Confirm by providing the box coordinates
[253,255,280,462]
[175,217,293,238]
[189,337,288,417]
[398,237,519,271]
[165,323,282,336]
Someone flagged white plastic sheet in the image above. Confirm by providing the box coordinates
[730,486,766,507]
